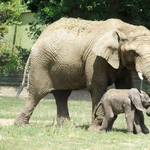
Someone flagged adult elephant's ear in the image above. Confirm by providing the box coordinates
[92,30,126,69]
[128,88,144,111]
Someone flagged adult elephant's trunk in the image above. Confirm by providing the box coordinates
[142,61,150,85]
[141,60,150,116]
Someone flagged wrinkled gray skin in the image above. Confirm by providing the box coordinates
[97,88,150,134]
[15,18,150,129]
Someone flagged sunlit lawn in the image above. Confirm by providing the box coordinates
[1,96,150,150]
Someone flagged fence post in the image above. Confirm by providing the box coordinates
[140,80,143,91]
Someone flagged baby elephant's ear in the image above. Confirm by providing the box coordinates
[128,88,144,111]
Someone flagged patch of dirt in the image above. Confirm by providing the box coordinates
[0,118,14,126]
[0,86,28,98]
[52,17,100,35]
[0,118,53,127]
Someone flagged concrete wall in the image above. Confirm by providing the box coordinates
[6,11,37,50]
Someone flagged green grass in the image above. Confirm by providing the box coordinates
[1,96,150,150]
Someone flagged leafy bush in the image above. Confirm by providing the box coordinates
[26,21,47,42]
[0,45,12,67]
[27,0,150,30]
[0,46,30,77]
[0,0,26,40]
[27,0,110,24]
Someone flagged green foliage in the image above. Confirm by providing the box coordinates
[15,46,30,65]
[0,45,12,67]
[27,0,110,24]
[0,0,26,40]
[0,46,30,77]
[119,0,150,28]
[27,0,150,30]
[26,21,47,42]
[0,0,28,80]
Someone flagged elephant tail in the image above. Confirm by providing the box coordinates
[93,102,104,125]
[16,55,31,99]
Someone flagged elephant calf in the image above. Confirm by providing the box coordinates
[95,88,150,134]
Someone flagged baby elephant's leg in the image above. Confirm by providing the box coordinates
[99,108,114,134]
[125,110,135,133]
[134,111,143,134]
[107,115,117,131]
[134,110,149,134]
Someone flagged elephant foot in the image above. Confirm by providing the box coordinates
[142,126,149,134]
[88,123,101,132]
[14,118,29,127]
[137,132,144,135]
[88,116,103,132]
[127,131,134,134]
[99,129,106,134]
[57,116,70,126]
[14,113,30,127]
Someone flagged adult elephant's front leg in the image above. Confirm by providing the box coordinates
[115,69,133,89]
[53,90,72,126]
[88,84,107,131]
[86,57,109,131]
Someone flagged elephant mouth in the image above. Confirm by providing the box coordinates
[146,107,150,117]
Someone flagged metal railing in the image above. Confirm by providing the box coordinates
[0,72,150,93]
[0,73,27,86]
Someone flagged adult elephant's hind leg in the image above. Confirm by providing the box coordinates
[15,74,52,127]
[14,93,42,127]
[52,90,72,126]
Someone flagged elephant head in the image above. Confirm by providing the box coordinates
[128,88,150,116]
[140,91,150,116]
[92,26,150,84]
[128,88,144,111]
[140,90,150,116]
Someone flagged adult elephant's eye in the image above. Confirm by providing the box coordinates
[129,50,138,57]
[129,50,135,56]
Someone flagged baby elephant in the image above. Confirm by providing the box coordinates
[99,88,150,134]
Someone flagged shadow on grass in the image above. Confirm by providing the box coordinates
[76,125,129,134]
[76,125,128,133]
[112,128,128,133]
[38,122,129,134]
[76,124,90,130]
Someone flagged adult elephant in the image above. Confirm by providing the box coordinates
[15,18,150,130]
